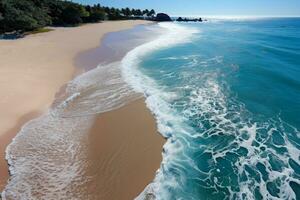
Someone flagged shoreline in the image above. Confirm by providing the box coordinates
[86,99,164,199]
[0,20,158,193]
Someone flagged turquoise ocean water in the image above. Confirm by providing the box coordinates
[122,18,300,200]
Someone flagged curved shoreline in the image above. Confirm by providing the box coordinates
[0,20,160,197]
[86,99,164,199]
[121,22,200,200]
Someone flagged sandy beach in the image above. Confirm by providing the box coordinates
[86,99,163,199]
[0,20,164,197]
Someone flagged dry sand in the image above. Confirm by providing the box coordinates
[0,20,158,192]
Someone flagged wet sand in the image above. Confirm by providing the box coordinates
[0,112,41,190]
[86,99,164,200]
[0,20,154,192]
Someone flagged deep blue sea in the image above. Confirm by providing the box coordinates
[122,18,300,200]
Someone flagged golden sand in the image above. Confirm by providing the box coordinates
[0,21,160,194]
[86,99,164,199]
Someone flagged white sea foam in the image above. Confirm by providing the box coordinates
[121,22,300,200]
[52,61,140,118]
[2,57,141,199]
[121,22,200,200]
[3,112,94,199]
[122,22,199,93]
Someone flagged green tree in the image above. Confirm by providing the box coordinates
[88,6,106,22]
[47,0,65,25]
[120,8,125,16]
[0,1,4,29]
[104,7,110,14]
[135,9,142,16]
[85,5,91,13]
[143,9,149,16]
[125,7,131,17]
[131,8,136,16]
[95,3,101,9]
[0,0,51,33]
[149,9,155,17]
[0,0,158,34]
[60,2,88,25]
[107,7,123,20]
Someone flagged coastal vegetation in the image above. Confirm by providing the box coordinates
[0,0,156,34]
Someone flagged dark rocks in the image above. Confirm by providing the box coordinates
[155,13,172,22]
[0,31,24,40]
[176,17,204,22]
[176,17,184,22]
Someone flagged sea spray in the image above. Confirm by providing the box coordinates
[122,20,300,199]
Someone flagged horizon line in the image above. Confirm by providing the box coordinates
[169,15,300,18]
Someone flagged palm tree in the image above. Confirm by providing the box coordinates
[136,9,142,16]
[125,7,131,17]
[148,9,155,17]
[131,8,136,16]
[143,9,149,16]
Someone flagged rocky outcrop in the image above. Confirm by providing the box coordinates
[155,13,172,22]
[176,17,203,22]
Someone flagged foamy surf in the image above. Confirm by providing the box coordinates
[121,22,202,200]
[121,21,300,200]
[2,19,300,200]
[2,61,140,199]
[53,61,140,117]
[1,22,166,199]
[122,22,199,94]
[3,112,94,200]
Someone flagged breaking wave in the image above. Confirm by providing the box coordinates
[122,22,300,200]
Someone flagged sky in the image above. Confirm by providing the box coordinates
[73,0,300,17]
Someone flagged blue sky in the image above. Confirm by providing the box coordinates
[74,0,300,17]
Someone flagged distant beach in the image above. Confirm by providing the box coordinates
[0,20,164,199]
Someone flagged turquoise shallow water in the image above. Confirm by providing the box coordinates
[122,19,300,200]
